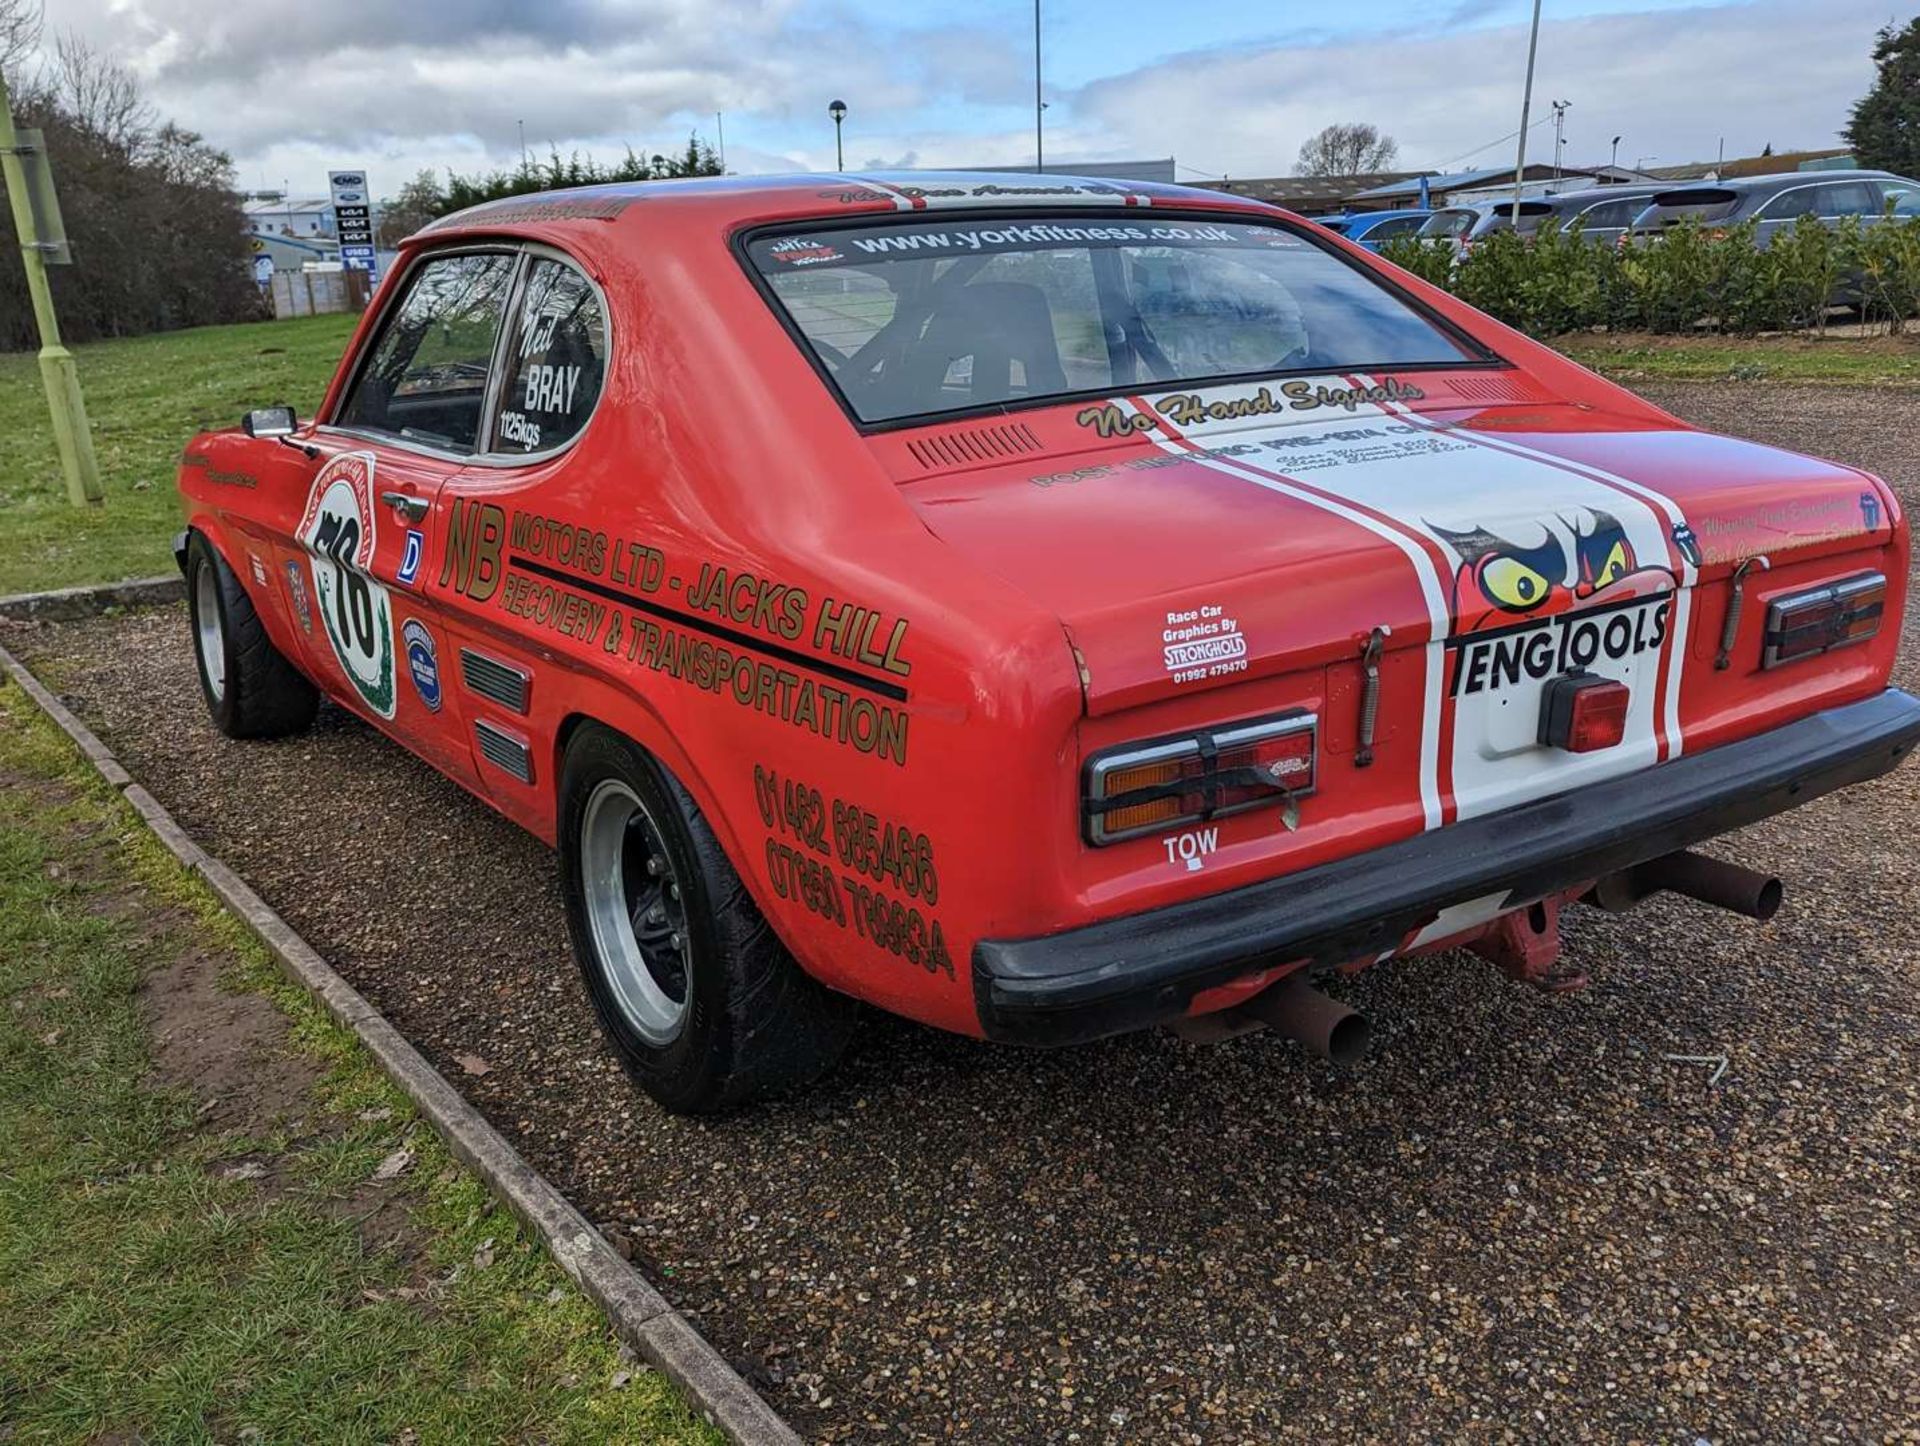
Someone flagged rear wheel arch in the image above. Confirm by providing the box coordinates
[549,702,748,869]
[555,718,857,1111]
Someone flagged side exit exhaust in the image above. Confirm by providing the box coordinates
[1585,848,1784,921]
[1243,974,1371,1065]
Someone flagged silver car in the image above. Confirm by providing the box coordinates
[1629,169,1920,245]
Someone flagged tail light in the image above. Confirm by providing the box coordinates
[1539,673,1630,753]
[1762,572,1885,668]
[1085,713,1316,845]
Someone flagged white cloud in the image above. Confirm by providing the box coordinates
[1074,0,1889,177]
[25,0,1898,197]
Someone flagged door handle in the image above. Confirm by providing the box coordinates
[381,490,430,523]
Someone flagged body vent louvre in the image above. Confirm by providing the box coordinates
[1448,374,1545,404]
[474,720,534,783]
[905,421,1044,471]
[460,649,530,714]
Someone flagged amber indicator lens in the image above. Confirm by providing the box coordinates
[1762,572,1885,669]
[1084,714,1317,845]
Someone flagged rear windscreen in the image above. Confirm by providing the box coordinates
[1643,188,1738,226]
[746,215,1478,425]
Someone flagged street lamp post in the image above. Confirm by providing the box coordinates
[1034,0,1044,171]
[1611,135,1621,173]
[1509,0,1543,226]
[0,67,102,507]
[828,99,846,172]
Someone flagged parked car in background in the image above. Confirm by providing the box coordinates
[1317,209,1439,252]
[1416,199,1557,254]
[1532,183,1673,246]
[1629,170,1920,244]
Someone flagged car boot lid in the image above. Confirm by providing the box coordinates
[897,376,1895,716]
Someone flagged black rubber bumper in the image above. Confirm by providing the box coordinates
[974,688,1920,1047]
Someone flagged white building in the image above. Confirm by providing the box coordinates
[243,193,338,240]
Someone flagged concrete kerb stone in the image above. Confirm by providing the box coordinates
[0,574,184,622]
[0,626,802,1446]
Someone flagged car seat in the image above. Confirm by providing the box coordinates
[890,281,1068,413]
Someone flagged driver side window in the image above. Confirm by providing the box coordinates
[337,251,518,454]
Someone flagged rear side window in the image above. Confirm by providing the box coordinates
[1576,198,1640,231]
[1887,184,1920,218]
[337,252,517,453]
[491,258,608,456]
[747,216,1478,425]
[1418,210,1475,238]
[1366,216,1424,240]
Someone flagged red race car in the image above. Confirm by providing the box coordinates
[177,173,1920,1112]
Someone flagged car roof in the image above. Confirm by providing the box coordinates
[1646,168,1903,204]
[1540,182,1672,207]
[412,169,1274,248]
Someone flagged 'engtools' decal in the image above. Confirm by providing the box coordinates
[1117,380,1692,826]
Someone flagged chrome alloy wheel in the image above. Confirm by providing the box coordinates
[194,561,226,703]
[580,778,691,1045]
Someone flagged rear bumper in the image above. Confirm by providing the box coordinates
[974,688,1920,1047]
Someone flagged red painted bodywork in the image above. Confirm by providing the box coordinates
[178,173,1909,1039]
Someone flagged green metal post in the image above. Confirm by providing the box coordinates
[0,69,103,507]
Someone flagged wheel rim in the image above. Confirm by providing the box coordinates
[193,561,226,703]
[581,778,691,1046]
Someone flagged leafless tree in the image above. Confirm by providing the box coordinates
[1296,123,1401,178]
[2,28,262,349]
[0,0,41,81]
[51,32,153,152]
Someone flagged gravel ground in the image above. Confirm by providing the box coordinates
[8,383,1920,1442]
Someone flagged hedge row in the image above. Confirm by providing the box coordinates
[1376,214,1920,338]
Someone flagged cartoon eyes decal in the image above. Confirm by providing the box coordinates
[1480,555,1554,610]
[1577,517,1636,593]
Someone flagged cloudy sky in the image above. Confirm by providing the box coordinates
[34,0,1905,197]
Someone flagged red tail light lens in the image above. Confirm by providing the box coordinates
[1539,673,1630,753]
[1085,714,1317,845]
[1762,572,1885,668]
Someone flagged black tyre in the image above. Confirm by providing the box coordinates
[559,724,857,1114]
[185,530,320,739]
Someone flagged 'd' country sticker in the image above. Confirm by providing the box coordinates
[298,451,396,719]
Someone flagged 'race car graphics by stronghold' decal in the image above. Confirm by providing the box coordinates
[1111,377,1695,828]
[297,451,396,719]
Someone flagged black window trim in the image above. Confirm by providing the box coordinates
[321,239,612,469]
[731,205,1509,436]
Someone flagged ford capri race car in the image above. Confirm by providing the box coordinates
[177,172,1920,1113]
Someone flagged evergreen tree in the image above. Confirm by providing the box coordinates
[1845,18,1920,177]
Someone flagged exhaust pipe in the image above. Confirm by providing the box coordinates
[1587,848,1783,921]
[1244,974,1371,1065]
[1654,849,1784,920]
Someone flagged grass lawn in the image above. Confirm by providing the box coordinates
[0,314,357,597]
[0,681,718,1445]
[1555,329,1920,385]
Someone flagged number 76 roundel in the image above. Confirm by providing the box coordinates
[298,451,397,719]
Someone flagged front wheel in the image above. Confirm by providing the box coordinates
[558,724,856,1113]
[185,531,319,739]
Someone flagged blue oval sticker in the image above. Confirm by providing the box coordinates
[402,618,441,712]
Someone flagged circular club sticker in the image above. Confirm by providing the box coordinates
[297,452,396,718]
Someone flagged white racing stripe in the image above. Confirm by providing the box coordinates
[1357,375,1696,762]
[1117,376,1696,827]
[1122,394,1451,831]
